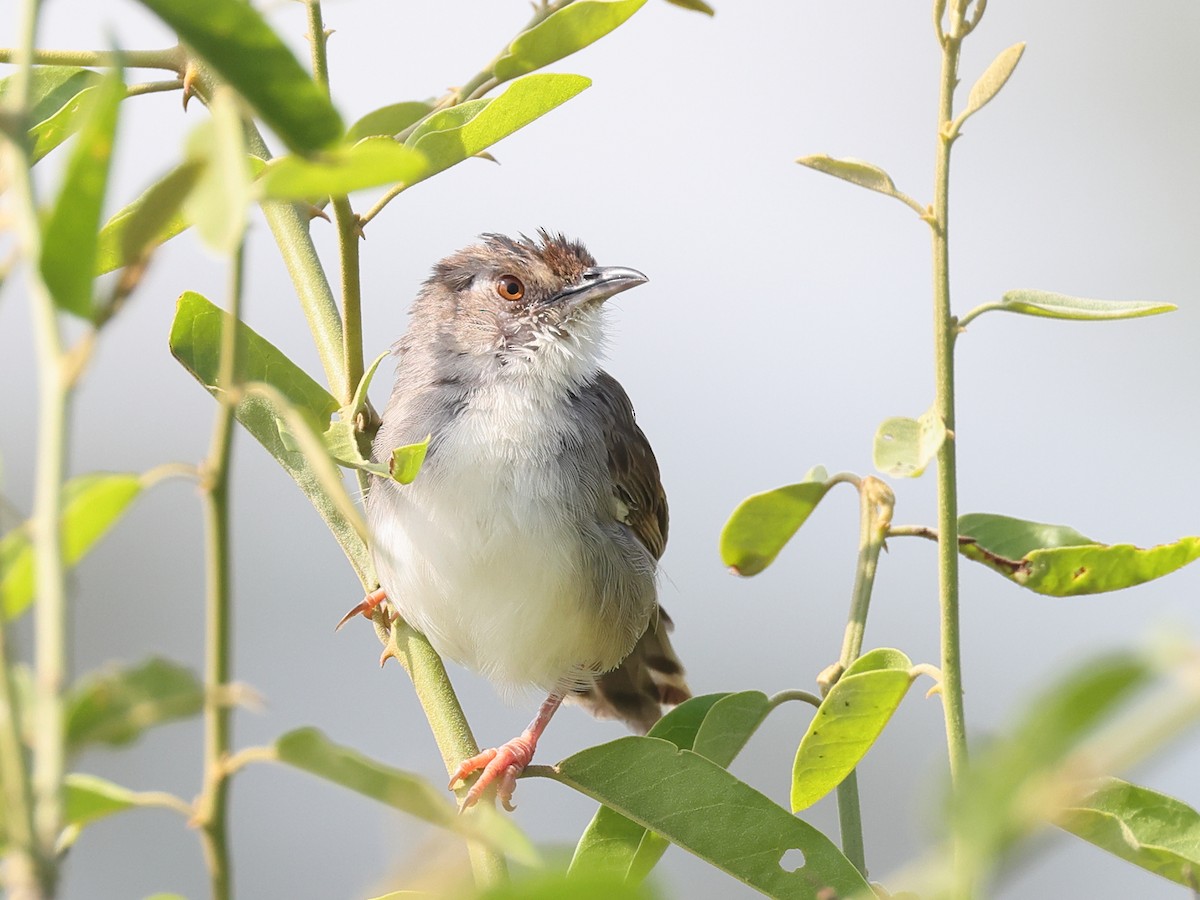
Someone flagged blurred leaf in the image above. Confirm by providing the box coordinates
[275,728,538,865]
[494,0,648,82]
[873,408,945,478]
[552,737,872,898]
[571,692,772,882]
[1057,777,1200,889]
[346,101,435,142]
[720,471,832,576]
[63,773,136,833]
[479,871,658,900]
[406,74,590,186]
[957,513,1200,596]
[132,0,343,152]
[65,657,204,754]
[796,155,918,210]
[1,473,143,620]
[664,0,715,14]
[95,160,203,275]
[993,289,1176,321]
[791,649,915,812]
[39,65,123,319]
[169,292,371,583]
[258,137,428,201]
[183,88,251,254]
[959,43,1025,125]
[0,66,101,162]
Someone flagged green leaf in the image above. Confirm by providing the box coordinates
[663,0,715,14]
[169,292,370,583]
[1057,777,1200,889]
[957,513,1200,596]
[551,737,872,899]
[873,408,946,478]
[791,649,915,812]
[63,773,137,831]
[275,728,538,865]
[959,43,1025,125]
[994,289,1176,321]
[346,101,435,142]
[493,0,648,83]
[258,137,428,201]
[65,658,204,754]
[478,871,659,900]
[406,74,590,186]
[796,155,919,211]
[571,692,772,883]
[0,66,101,163]
[1,473,143,620]
[183,87,251,255]
[132,0,343,153]
[720,474,832,576]
[388,439,429,485]
[95,160,203,275]
[39,65,123,319]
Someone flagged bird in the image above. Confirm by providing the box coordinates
[360,231,689,810]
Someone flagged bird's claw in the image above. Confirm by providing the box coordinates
[335,587,389,632]
[451,735,536,812]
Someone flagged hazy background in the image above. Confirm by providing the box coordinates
[2,1,1198,897]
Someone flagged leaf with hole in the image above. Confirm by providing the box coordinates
[39,65,123,319]
[957,513,1200,596]
[1057,777,1200,889]
[549,736,871,898]
[991,289,1176,322]
[346,101,435,142]
[132,0,343,152]
[1,473,143,620]
[873,408,945,478]
[791,649,916,811]
[258,137,428,201]
[275,728,537,865]
[406,74,590,186]
[958,43,1025,126]
[65,657,204,754]
[720,470,832,577]
[493,0,648,82]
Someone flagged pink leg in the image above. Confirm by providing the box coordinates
[335,587,389,631]
[451,693,563,811]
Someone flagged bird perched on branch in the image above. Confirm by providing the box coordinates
[361,231,689,810]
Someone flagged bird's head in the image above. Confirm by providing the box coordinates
[411,231,647,381]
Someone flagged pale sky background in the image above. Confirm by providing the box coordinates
[2,1,1199,898]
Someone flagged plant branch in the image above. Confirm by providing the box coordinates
[0,45,183,70]
[194,240,245,900]
[124,78,183,98]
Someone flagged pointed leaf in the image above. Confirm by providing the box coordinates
[258,137,428,201]
[796,155,920,212]
[873,408,946,478]
[960,43,1025,124]
[39,65,123,318]
[0,66,101,162]
[132,0,343,152]
[65,658,204,754]
[63,773,137,830]
[1057,777,1200,889]
[550,737,872,899]
[95,160,203,275]
[1,473,143,620]
[406,74,590,186]
[169,292,372,582]
[791,649,916,811]
[996,289,1175,321]
[664,0,715,14]
[958,513,1200,596]
[493,0,649,83]
[275,728,537,865]
[720,473,832,577]
[346,101,435,143]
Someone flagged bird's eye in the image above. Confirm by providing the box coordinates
[496,275,525,302]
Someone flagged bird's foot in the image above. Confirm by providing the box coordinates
[335,587,389,631]
[450,733,538,812]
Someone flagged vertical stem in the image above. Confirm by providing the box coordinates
[332,197,365,406]
[0,619,40,898]
[197,241,245,900]
[831,477,894,878]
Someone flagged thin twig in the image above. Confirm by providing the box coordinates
[0,45,182,70]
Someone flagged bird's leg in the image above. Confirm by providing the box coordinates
[451,692,563,812]
[335,586,389,631]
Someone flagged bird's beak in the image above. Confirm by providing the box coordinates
[554,266,648,308]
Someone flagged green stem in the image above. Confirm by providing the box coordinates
[196,241,245,900]
[830,476,894,879]
[0,618,39,897]
[0,45,182,70]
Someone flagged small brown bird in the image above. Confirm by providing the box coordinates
[363,232,689,809]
